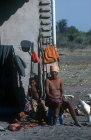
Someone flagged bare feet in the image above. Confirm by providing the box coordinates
[74,122,81,127]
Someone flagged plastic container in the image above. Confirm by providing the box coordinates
[48,109,54,125]
[48,108,64,125]
[59,113,64,124]
[88,115,91,123]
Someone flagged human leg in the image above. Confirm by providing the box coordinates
[41,100,48,112]
[63,100,81,126]
[54,102,61,125]
[46,98,61,125]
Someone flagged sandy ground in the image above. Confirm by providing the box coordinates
[0,84,91,140]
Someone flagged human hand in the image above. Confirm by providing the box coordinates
[54,97,62,103]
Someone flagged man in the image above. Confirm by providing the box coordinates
[45,65,81,126]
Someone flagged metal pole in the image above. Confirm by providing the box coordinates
[30,43,34,76]
[51,0,56,47]
[38,33,43,99]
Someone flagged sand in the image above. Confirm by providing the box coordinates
[0,84,91,140]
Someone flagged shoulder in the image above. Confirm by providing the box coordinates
[46,78,50,82]
[46,78,52,85]
[57,77,63,83]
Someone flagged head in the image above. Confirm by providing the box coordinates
[29,77,36,86]
[50,65,59,79]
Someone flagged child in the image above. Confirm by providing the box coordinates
[28,77,40,113]
[28,77,48,122]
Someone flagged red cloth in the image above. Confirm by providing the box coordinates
[8,122,39,131]
[32,51,40,63]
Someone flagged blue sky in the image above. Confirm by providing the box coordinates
[55,0,91,32]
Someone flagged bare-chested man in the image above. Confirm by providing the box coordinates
[45,65,81,126]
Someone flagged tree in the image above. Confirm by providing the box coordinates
[66,26,79,34]
[86,30,91,36]
[67,26,80,42]
[56,19,67,33]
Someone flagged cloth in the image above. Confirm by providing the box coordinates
[44,46,60,63]
[46,98,60,110]
[50,65,59,73]
[8,122,39,131]
[14,55,26,77]
[30,99,48,113]
[0,45,13,65]
[0,45,14,104]
[32,51,40,63]
[31,99,38,112]
[44,61,58,73]
[46,97,67,113]
[0,45,13,81]
[24,98,32,112]
[0,45,26,108]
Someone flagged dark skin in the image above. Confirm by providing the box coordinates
[46,72,64,102]
[28,79,47,122]
[46,71,81,126]
[28,80,39,100]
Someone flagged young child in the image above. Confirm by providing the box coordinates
[28,77,48,122]
[28,77,40,113]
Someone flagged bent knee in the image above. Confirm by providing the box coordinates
[57,102,61,107]
[63,100,72,107]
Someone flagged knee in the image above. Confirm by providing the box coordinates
[57,102,61,108]
[65,101,72,107]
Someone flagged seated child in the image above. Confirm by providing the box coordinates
[28,77,48,121]
[28,77,40,113]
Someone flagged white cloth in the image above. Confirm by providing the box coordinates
[50,65,59,73]
[44,62,58,73]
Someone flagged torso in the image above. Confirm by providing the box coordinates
[48,78,62,98]
[29,87,39,100]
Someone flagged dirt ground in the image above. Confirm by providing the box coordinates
[0,85,91,140]
[0,48,91,140]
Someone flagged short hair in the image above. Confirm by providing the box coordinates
[29,77,35,84]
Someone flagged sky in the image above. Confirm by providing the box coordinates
[55,0,91,32]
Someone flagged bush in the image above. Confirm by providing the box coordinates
[56,19,91,49]
[75,37,83,44]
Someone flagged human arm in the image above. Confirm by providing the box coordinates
[60,79,64,97]
[27,88,32,100]
[28,87,39,100]
[45,78,56,99]
[31,87,39,100]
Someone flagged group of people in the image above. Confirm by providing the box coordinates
[27,65,81,126]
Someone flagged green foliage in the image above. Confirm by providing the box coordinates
[86,30,91,36]
[75,36,83,44]
[56,19,67,33]
[66,26,79,34]
[56,19,91,50]
[68,34,75,41]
